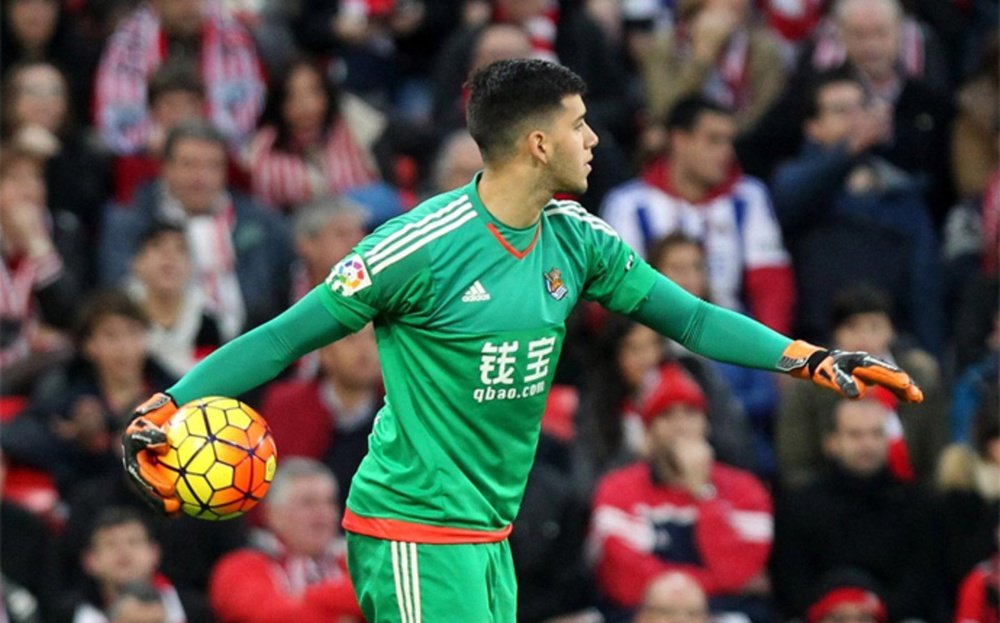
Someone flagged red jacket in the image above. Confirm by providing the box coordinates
[956,557,1000,623]
[208,539,362,623]
[260,379,333,460]
[590,461,772,606]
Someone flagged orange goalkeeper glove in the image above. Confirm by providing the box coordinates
[122,392,182,516]
[777,340,924,403]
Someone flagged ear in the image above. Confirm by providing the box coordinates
[822,433,838,458]
[82,550,97,576]
[804,118,822,143]
[527,129,550,165]
[151,542,161,568]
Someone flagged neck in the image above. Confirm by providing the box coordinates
[100,582,121,607]
[477,164,552,228]
[651,456,679,486]
[144,288,184,328]
[667,161,710,203]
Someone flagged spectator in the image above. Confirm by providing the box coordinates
[955,549,1000,623]
[1,290,175,494]
[208,458,362,623]
[290,196,368,301]
[247,56,400,220]
[741,0,954,220]
[111,61,206,204]
[804,572,888,623]
[1,60,110,241]
[260,325,381,509]
[773,397,939,621]
[770,68,943,354]
[0,0,97,123]
[100,121,294,338]
[109,582,168,623]
[602,95,795,334]
[640,0,787,132]
[54,507,186,623]
[125,222,224,379]
[430,129,483,194]
[54,470,248,623]
[951,33,999,201]
[0,142,82,395]
[776,285,945,488]
[572,317,665,496]
[94,0,265,155]
[935,430,1000,613]
[590,364,772,622]
[510,460,596,622]
[648,233,779,476]
[634,572,710,623]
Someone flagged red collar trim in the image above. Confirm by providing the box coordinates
[641,156,743,205]
[487,221,541,260]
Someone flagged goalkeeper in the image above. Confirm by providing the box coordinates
[123,59,923,622]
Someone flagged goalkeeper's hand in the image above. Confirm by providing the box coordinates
[777,340,924,403]
[122,392,182,516]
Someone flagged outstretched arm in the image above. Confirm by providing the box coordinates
[629,275,923,402]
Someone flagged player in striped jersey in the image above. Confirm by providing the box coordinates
[123,59,925,621]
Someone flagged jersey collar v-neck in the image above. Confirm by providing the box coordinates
[465,171,543,260]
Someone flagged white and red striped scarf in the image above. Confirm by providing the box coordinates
[161,194,245,339]
[94,1,265,155]
[675,24,751,110]
[810,16,926,83]
[248,119,378,210]
[0,250,64,368]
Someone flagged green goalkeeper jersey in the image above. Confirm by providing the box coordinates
[317,174,658,542]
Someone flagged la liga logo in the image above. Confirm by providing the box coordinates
[326,254,372,296]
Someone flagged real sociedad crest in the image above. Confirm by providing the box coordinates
[544,267,568,301]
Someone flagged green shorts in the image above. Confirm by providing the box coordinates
[345,532,517,622]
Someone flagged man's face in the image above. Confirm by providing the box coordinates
[838,0,900,82]
[111,597,167,623]
[546,94,599,196]
[656,242,708,299]
[646,405,709,461]
[12,64,67,134]
[162,138,227,215]
[297,212,367,282]
[470,25,533,73]
[151,0,203,38]
[0,157,46,210]
[819,604,880,623]
[267,475,339,558]
[7,0,57,50]
[318,324,381,391]
[806,82,866,146]
[672,112,736,190]
[84,522,160,588]
[825,400,889,476]
[83,314,148,381]
[132,232,191,295]
[832,311,894,355]
[436,136,484,192]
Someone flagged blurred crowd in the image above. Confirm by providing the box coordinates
[0,0,997,622]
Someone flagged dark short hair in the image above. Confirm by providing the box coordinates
[134,221,186,256]
[466,59,586,162]
[665,94,732,133]
[646,232,704,271]
[147,60,204,106]
[802,66,863,122]
[74,289,149,345]
[163,119,227,161]
[831,284,895,330]
[86,507,154,549]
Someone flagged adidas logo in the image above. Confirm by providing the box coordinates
[461,280,491,303]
